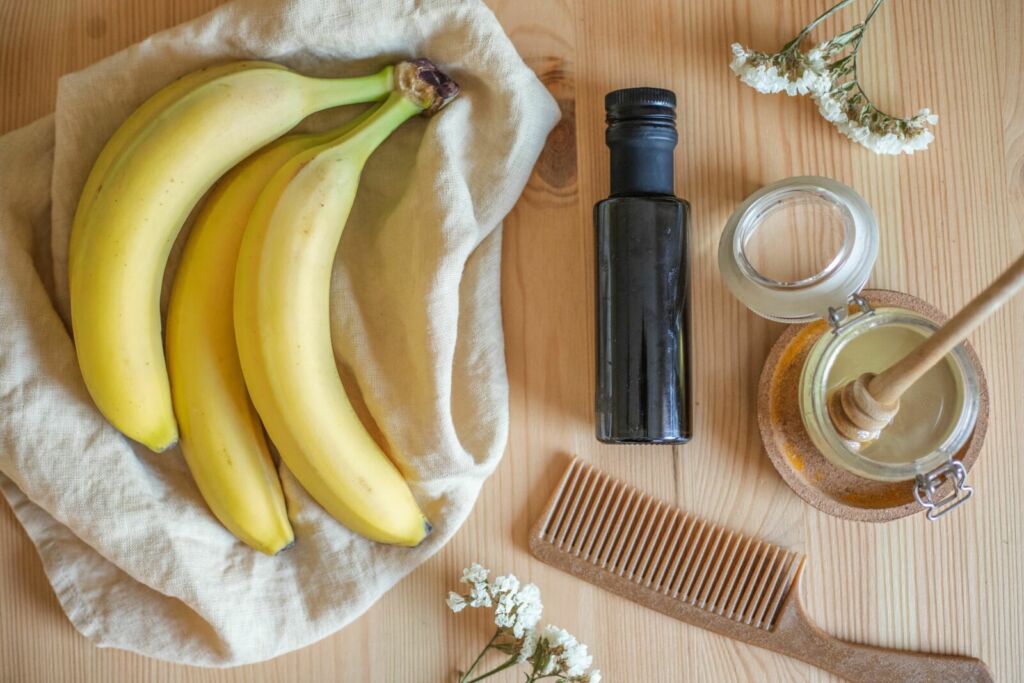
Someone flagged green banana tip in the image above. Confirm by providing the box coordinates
[396,58,460,116]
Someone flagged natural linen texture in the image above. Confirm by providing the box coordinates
[0,0,558,667]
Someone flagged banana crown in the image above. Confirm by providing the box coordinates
[395,59,460,115]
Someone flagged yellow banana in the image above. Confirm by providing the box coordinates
[70,62,397,451]
[68,60,286,276]
[165,106,381,555]
[234,60,459,546]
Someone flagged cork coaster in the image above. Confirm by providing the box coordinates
[757,289,990,522]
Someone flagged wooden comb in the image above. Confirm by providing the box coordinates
[529,458,991,682]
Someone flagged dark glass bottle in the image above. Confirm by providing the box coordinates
[594,87,691,444]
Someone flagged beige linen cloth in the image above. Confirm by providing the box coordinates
[0,0,558,667]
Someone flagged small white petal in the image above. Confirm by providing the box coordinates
[492,574,520,596]
[461,563,490,585]
[562,639,592,677]
[807,43,828,69]
[447,592,467,613]
[813,89,848,123]
[729,43,752,72]
[517,630,539,663]
[469,583,492,608]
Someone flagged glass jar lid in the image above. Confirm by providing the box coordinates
[718,176,879,323]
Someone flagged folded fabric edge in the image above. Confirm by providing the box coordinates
[0,468,493,667]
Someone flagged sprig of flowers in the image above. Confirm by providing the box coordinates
[447,563,601,683]
[729,0,937,155]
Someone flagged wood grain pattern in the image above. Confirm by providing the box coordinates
[1,0,1022,681]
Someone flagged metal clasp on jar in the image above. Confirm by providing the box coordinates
[827,293,875,334]
[913,460,974,520]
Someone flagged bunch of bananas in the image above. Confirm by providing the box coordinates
[69,59,459,554]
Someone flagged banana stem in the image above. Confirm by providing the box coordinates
[333,60,459,159]
[305,100,387,147]
[304,65,395,109]
[337,91,423,160]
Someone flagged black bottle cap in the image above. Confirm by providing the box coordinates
[605,87,676,123]
[604,87,678,196]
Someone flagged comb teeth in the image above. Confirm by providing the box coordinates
[534,459,803,631]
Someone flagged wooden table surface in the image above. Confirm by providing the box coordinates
[2,0,1023,681]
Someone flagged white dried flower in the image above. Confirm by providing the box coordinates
[446,592,467,613]
[517,629,539,663]
[540,625,593,677]
[730,42,753,71]
[563,641,593,677]
[512,583,543,638]
[447,563,595,682]
[729,42,831,97]
[491,574,520,629]
[460,563,489,586]
[541,624,573,647]
[916,108,939,126]
[494,601,515,628]
[469,582,492,608]
[795,67,832,97]
[729,44,790,95]
[814,88,849,123]
[728,0,939,155]
[903,128,935,152]
[806,43,827,69]
[491,574,520,597]
[820,96,938,155]
[490,576,544,638]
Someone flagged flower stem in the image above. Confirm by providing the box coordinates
[460,631,500,683]
[849,0,887,108]
[861,0,886,25]
[464,655,520,683]
[785,0,862,49]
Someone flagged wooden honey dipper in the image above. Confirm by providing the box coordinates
[829,253,1024,447]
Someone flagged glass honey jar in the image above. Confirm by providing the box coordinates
[719,177,987,520]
